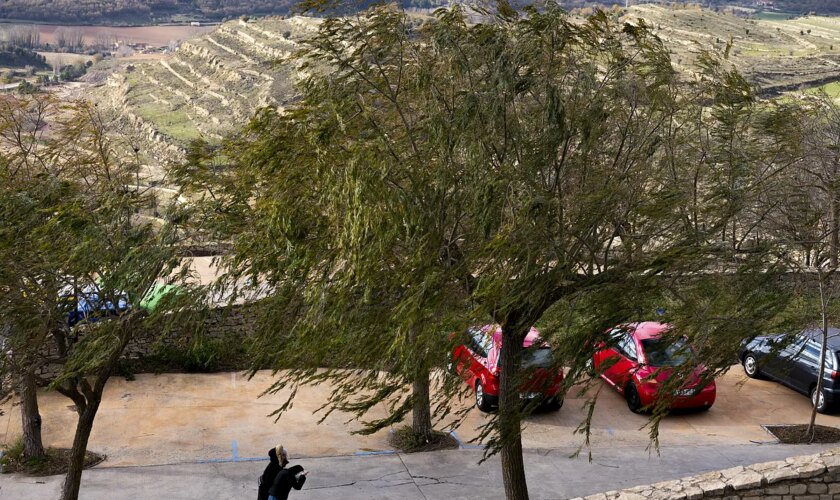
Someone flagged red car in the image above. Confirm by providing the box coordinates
[590,322,716,413]
[451,325,564,413]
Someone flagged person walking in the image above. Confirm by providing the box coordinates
[258,445,286,500]
[267,446,306,500]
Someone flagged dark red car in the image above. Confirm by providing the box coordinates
[451,325,564,413]
[590,322,716,413]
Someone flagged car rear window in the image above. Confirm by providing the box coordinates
[641,337,696,367]
[522,347,553,369]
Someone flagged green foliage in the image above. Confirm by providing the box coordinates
[0,47,47,69]
[0,95,201,499]
[0,437,26,469]
[15,80,38,94]
[58,63,87,82]
[176,4,825,497]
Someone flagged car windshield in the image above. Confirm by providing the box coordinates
[522,347,553,369]
[641,337,696,367]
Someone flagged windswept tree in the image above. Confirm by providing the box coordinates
[176,7,472,447]
[0,95,191,500]
[760,92,840,439]
[179,5,795,499]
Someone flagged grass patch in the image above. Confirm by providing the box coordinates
[803,81,840,99]
[387,426,459,453]
[764,424,840,444]
[1,437,105,475]
[753,11,799,22]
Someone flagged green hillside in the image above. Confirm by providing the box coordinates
[624,4,840,94]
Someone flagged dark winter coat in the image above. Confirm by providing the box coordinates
[268,464,306,500]
[258,448,282,500]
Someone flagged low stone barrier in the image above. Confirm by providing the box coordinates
[571,447,840,500]
[35,303,259,379]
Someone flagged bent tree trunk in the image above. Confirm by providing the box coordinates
[61,400,100,500]
[499,326,528,500]
[412,367,433,442]
[19,369,44,460]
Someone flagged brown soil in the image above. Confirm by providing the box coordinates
[1,448,106,476]
[388,426,460,453]
[765,424,840,444]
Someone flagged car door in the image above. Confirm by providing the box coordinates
[594,328,623,383]
[787,340,824,395]
[602,331,639,390]
[453,328,479,382]
[465,328,491,384]
[763,334,805,385]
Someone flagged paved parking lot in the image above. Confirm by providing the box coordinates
[0,366,836,468]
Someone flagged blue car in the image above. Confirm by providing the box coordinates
[739,328,840,414]
[60,285,130,327]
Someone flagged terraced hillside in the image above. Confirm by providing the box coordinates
[85,6,840,202]
[79,16,318,212]
[624,5,840,94]
[86,16,316,174]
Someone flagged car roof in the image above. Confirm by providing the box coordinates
[479,324,545,347]
[627,321,671,340]
[801,328,840,350]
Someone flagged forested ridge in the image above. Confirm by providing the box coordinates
[0,0,295,23]
[1,1,838,24]
[0,0,442,24]
[771,0,840,14]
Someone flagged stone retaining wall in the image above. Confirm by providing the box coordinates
[35,303,259,379]
[572,448,840,500]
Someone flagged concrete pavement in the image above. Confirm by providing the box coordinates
[2,368,838,467]
[1,443,838,499]
[2,367,840,498]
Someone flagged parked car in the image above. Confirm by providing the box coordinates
[590,322,716,413]
[739,328,840,414]
[59,284,130,327]
[451,325,564,413]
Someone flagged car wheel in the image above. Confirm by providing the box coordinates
[585,358,595,377]
[475,381,493,412]
[545,396,563,412]
[625,383,643,414]
[743,353,760,379]
[812,386,829,414]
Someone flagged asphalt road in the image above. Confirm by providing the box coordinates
[2,443,838,499]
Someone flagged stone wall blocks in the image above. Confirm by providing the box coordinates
[798,463,828,479]
[720,466,745,479]
[767,485,791,495]
[614,493,646,500]
[682,486,704,500]
[766,466,805,484]
[821,454,840,474]
[697,479,727,496]
[809,483,830,494]
[751,460,789,473]
[730,470,764,491]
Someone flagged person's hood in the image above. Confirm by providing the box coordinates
[268,448,279,464]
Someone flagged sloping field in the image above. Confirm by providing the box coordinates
[85,7,840,194]
[86,16,317,175]
[624,5,840,93]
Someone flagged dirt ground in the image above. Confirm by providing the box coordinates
[1,367,836,468]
